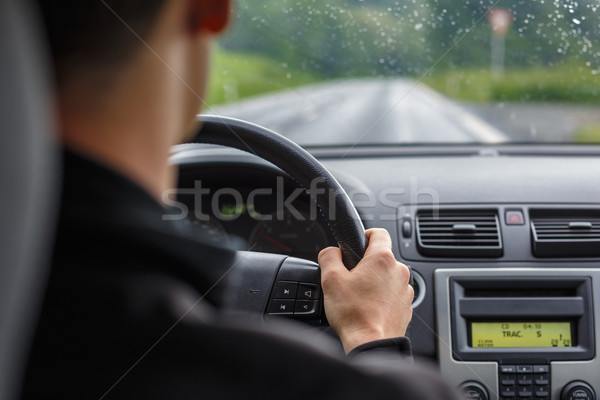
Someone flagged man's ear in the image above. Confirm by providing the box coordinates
[188,0,232,34]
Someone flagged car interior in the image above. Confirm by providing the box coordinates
[0,2,58,400]
[171,118,600,400]
[2,1,599,400]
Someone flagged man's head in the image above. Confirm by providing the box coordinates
[35,0,166,88]
[33,0,231,198]
[35,0,229,91]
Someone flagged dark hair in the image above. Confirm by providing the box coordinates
[34,0,167,86]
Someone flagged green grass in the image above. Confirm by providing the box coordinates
[205,48,600,108]
[206,47,322,107]
[573,124,600,144]
[424,64,600,104]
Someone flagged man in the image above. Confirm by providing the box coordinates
[23,0,459,398]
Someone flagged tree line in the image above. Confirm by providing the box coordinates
[219,0,600,78]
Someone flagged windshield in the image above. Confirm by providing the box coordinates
[205,0,600,147]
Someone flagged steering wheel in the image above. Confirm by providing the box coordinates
[187,115,367,320]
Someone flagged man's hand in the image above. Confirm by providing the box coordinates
[318,228,414,354]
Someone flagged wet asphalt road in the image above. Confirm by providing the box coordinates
[208,78,508,147]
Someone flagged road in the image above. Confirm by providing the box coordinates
[207,78,508,146]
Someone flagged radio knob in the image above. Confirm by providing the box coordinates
[459,381,488,400]
[562,381,596,400]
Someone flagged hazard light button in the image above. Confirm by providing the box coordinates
[505,210,525,225]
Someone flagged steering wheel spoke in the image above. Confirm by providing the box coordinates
[222,251,323,321]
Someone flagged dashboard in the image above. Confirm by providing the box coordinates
[171,143,600,400]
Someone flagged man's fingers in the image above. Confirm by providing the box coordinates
[318,247,347,286]
[318,247,346,272]
[363,228,393,258]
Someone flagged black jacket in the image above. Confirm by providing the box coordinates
[23,150,459,399]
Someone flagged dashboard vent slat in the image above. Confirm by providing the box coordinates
[416,210,502,257]
[531,210,600,257]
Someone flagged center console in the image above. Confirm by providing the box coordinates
[435,268,599,400]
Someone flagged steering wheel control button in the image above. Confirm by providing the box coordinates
[268,299,295,316]
[273,281,298,299]
[294,300,319,316]
[297,283,320,300]
[459,382,489,400]
[505,210,525,225]
[562,382,596,400]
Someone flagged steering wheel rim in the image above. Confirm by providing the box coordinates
[190,115,366,269]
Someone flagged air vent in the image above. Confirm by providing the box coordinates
[416,210,502,257]
[531,209,600,257]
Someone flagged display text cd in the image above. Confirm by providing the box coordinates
[471,322,572,348]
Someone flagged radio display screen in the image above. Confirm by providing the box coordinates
[470,322,573,348]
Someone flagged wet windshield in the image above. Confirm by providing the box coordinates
[206,0,600,147]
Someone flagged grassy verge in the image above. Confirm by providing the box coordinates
[573,124,600,144]
[206,47,322,107]
[424,64,600,104]
[204,49,600,111]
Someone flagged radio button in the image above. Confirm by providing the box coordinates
[518,385,533,397]
[501,374,516,385]
[517,365,533,374]
[561,381,596,400]
[535,386,550,397]
[501,386,516,397]
[533,365,549,374]
[459,381,489,400]
[501,365,517,373]
[534,374,549,386]
[518,375,533,385]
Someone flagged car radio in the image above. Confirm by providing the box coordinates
[435,269,599,400]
